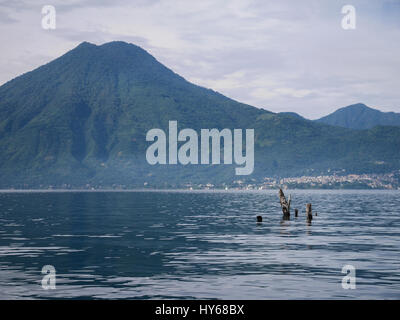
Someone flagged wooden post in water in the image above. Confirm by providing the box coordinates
[306,203,312,221]
[295,209,298,217]
[279,189,291,217]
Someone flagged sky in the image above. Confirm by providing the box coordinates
[0,0,399,119]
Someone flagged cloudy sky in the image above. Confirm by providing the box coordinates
[0,0,399,118]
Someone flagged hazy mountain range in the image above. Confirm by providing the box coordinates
[315,103,400,129]
[280,104,400,129]
[0,41,399,188]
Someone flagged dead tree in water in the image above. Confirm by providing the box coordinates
[306,203,312,221]
[279,189,291,217]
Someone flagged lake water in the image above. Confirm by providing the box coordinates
[0,190,399,299]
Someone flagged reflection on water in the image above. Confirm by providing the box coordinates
[0,190,399,299]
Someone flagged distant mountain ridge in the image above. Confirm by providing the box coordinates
[0,41,400,188]
[315,103,400,129]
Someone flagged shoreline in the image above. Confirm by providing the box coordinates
[1,188,400,193]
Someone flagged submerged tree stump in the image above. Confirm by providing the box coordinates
[279,189,291,217]
[306,203,312,221]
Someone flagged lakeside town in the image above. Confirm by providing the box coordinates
[12,171,400,191]
[185,171,400,190]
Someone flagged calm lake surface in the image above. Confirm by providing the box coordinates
[0,190,399,299]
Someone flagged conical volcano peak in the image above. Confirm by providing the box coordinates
[72,40,152,56]
[30,40,183,88]
[67,40,152,61]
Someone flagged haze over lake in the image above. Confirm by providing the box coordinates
[0,190,399,299]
